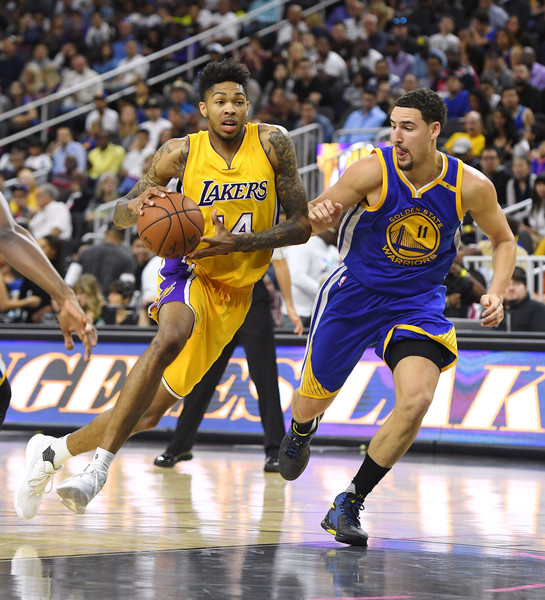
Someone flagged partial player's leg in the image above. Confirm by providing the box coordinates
[279,267,371,482]
[14,301,194,519]
[54,301,194,514]
[322,340,444,546]
[279,389,334,481]
[154,335,237,467]
[238,290,286,472]
[0,373,12,430]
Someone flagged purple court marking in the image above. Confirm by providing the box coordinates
[486,584,545,592]
[515,553,545,561]
[311,596,415,600]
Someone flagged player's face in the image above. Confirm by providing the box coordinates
[390,106,439,172]
[200,82,249,141]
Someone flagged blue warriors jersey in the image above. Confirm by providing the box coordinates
[338,146,464,297]
[167,122,279,290]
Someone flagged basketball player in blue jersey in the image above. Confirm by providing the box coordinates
[0,192,96,431]
[278,88,517,546]
[14,58,310,519]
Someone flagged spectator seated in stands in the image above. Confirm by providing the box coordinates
[49,127,87,187]
[444,72,471,119]
[478,146,511,207]
[23,138,52,184]
[506,156,537,207]
[451,137,481,170]
[72,273,106,324]
[442,111,486,158]
[0,146,26,181]
[118,129,154,195]
[293,98,334,144]
[29,183,72,241]
[18,235,66,324]
[9,184,33,228]
[522,175,545,254]
[444,243,487,320]
[337,87,388,144]
[139,96,173,150]
[496,266,545,332]
[65,225,136,297]
[85,91,120,136]
[87,131,126,180]
[98,279,139,326]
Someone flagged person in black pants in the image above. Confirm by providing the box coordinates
[154,266,301,473]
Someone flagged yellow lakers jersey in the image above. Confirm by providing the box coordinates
[182,123,278,289]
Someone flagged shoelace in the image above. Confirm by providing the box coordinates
[76,466,103,496]
[285,432,307,459]
[28,467,56,497]
[340,497,364,528]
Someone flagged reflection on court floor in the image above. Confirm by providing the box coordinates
[1,433,544,599]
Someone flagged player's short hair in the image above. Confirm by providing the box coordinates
[198,58,250,102]
[394,88,447,129]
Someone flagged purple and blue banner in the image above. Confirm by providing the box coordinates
[2,336,545,451]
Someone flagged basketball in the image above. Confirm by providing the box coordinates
[137,192,204,259]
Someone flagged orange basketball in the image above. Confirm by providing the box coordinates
[137,192,204,259]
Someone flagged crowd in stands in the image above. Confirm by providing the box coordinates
[0,0,545,331]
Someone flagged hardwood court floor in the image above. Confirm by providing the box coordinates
[1,432,544,599]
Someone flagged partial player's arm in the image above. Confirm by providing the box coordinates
[307,152,383,234]
[191,125,311,258]
[461,166,517,327]
[272,251,303,335]
[113,137,190,229]
[0,193,97,359]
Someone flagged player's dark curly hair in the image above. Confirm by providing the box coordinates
[394,89,447,130]
[198,58,250,102]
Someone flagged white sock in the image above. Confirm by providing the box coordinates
[344,482,356,495]
[90,447,115,473]
[50,436,74,469]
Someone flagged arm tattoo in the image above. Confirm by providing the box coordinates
[234,128,310,251]
[113,138,189,229]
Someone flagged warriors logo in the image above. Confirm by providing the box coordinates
[385,212,440,264]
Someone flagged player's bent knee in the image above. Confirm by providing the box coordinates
[293,392,335,423]
[150,329,188,363]
[396,392,433,425]
[135,409,163,432]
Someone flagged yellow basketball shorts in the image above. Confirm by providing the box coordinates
[149,265,252,398]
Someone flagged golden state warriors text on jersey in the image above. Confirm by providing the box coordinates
[337,146,464,296]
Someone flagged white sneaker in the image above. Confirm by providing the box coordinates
[56,465,107,515]
[14,434,62,520]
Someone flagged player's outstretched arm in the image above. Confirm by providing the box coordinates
[461,166,517,327]
[308,152,383,234]
[113,138,189,229]
[0,193,97,359]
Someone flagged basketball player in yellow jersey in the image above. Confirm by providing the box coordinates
[14,58,311,519]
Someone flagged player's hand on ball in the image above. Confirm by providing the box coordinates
[189,210,234,259]
[309,199,343,234]
[129,186,171,215]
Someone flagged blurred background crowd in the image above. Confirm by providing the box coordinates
[0,0,544,332]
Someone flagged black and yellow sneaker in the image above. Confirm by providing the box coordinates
[321,492,368,546]
[278,417,321,481]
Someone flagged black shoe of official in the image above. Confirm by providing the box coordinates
[264,455,280,473]
[321,492,368,546]
[278,416,321,481]
[153,451,193,468]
